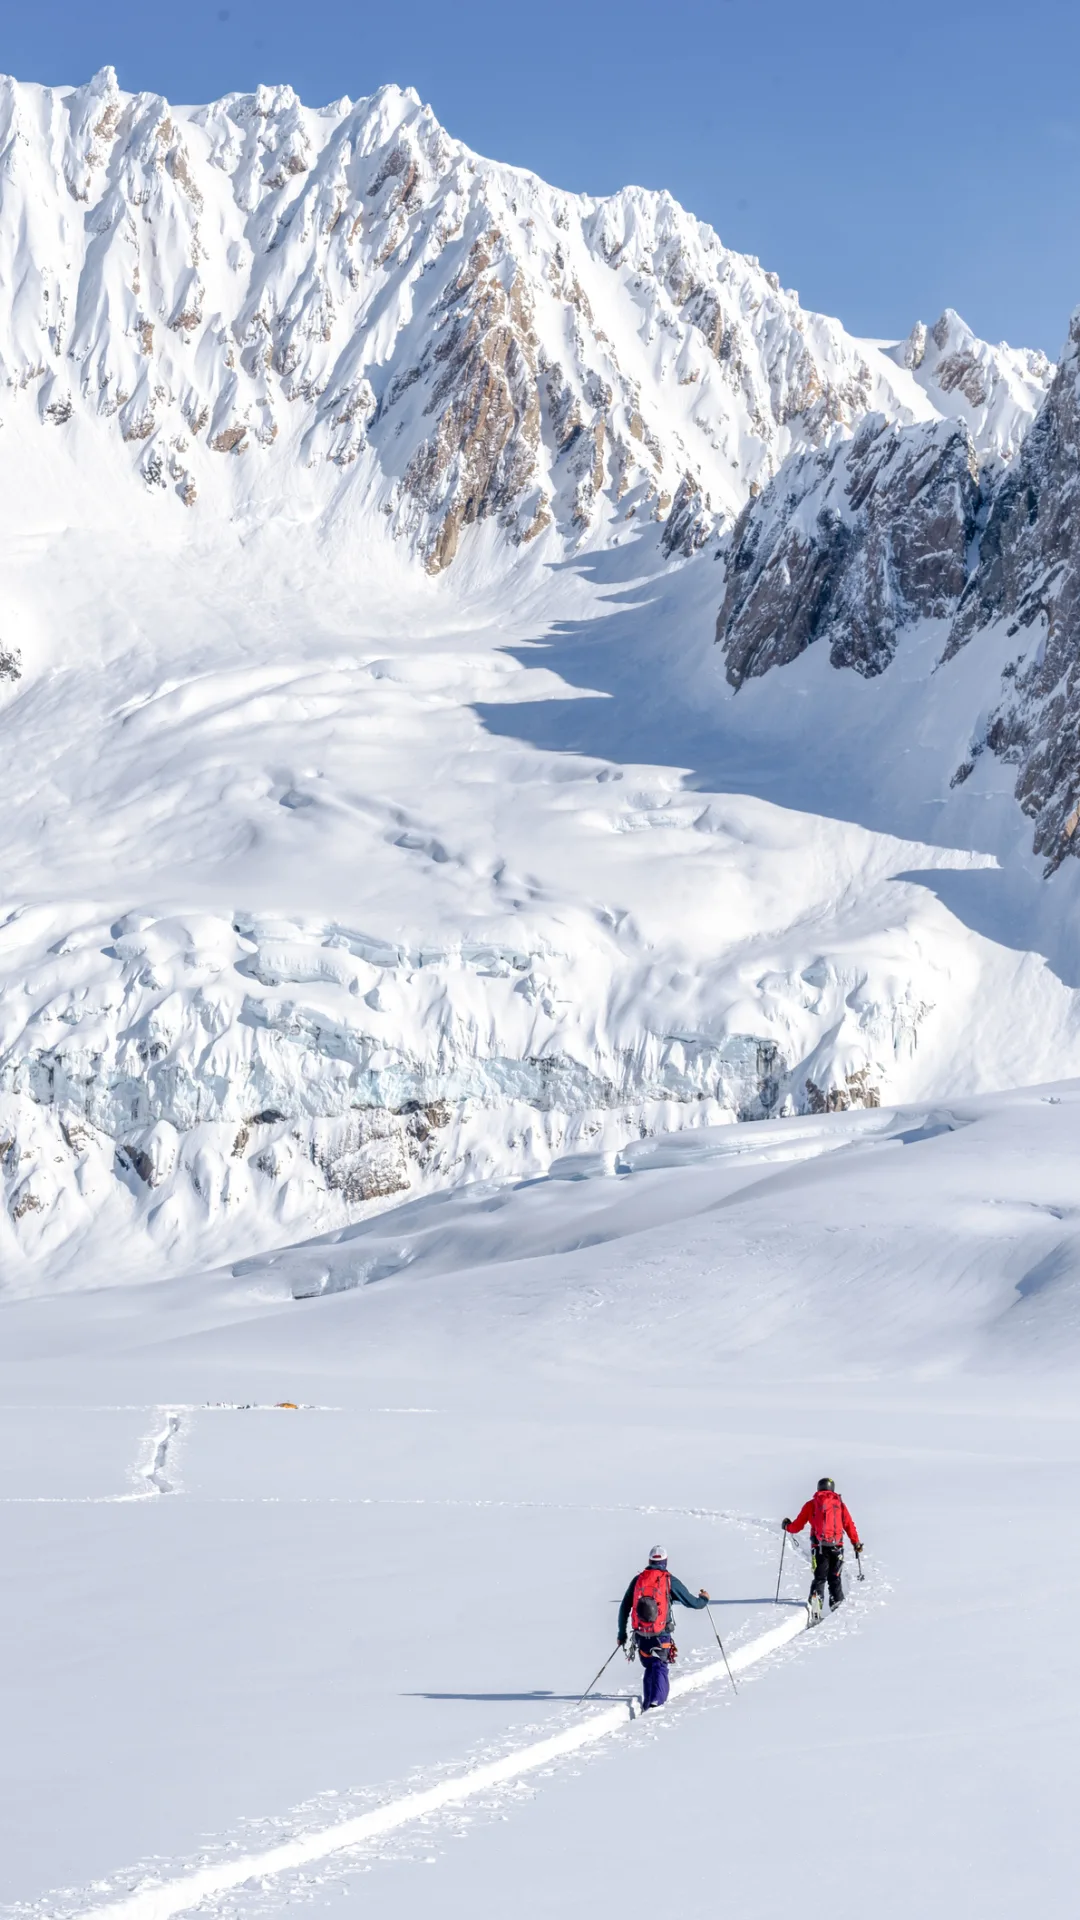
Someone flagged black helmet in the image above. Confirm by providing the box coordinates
[817,1477,835,1492]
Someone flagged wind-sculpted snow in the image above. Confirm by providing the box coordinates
[0,69,1043,574]
[5,489,1080,1283]
[3,1090,1079,1919]
[4,77,1080,1919]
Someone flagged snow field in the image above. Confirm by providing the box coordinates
[5,1086,1080,1915]
[74,1613,809,1920]
[0,1396,813,1914]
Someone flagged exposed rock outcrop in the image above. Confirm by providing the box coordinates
[711,298,1080,876]
[401,232,542,571]
[717,414,982,686]
[945,311,1080,869]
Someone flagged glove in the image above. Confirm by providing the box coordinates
[698,1588,710,1601]
[782,1518,792,1531]
[854,1543,864,1555]
[618,1635,627,1648]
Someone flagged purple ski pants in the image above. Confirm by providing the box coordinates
[639,1638,672,1710]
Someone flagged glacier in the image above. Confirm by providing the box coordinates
[1,68,1078,1286]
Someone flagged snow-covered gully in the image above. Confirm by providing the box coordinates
[64,1611,807,1920]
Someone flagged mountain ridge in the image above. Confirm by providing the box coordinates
[0,67,1051,581]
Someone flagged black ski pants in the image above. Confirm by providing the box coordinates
[810,1540,844,1607]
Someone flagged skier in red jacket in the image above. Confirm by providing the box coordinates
[783,1479,863,1618]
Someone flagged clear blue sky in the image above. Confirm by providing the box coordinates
[5,0,1077,356]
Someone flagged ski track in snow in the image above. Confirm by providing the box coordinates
[21,1610,812,1920]
[0,1403,847,1918]
[0,1404,345,1504]
[137,1409,182,1497]
[0,1408,811,1545]
[0,1408,187,1506]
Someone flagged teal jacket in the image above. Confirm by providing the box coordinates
[618,1568,708,1643]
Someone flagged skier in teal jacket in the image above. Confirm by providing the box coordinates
[617,1545,710,1710]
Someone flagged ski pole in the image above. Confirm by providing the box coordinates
[703,1605,738,1697]
[774,1528,787,1603]
[578,1644,621,1705]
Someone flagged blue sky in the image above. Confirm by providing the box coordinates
[5,0,1078,355]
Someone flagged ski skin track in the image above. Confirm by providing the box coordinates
[71,1611,808,1920]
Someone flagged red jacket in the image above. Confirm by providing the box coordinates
[787,1490,860,1548]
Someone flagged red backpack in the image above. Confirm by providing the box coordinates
[631,1567,671,1634]
[812,1488,844,1544]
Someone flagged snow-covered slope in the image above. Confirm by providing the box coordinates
[7,513,1080,1289]
[0,69,1075,1285]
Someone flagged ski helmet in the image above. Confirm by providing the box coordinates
[648,1544,666,1563]
[817,1477,835,1492]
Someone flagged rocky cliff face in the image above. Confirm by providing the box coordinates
[714,296,1080,875]
[0,70,1041,575]
[942,313,1080,869]
[717,412,983,687]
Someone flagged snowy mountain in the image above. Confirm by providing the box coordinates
[0,68,1050,574]
[0,69,1077,1286]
